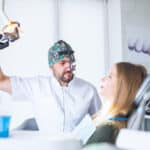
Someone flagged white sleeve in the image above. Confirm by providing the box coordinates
[88,86,101,115]
[10,76,39,100]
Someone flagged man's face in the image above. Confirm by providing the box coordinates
[51,57,74,86]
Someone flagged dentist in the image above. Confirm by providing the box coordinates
[0,40,101,134]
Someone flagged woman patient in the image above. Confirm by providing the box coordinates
[87,62,147,144]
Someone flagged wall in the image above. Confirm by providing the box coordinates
[58,0,105,88]
[0,0,55,76]
[107,0,123,70]
[122,0,150,72]
[107,0,150,72]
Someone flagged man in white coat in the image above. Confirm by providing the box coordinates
[0,40,101,134]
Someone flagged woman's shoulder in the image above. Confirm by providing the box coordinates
[98,122,119,134]
[86,122,119,145]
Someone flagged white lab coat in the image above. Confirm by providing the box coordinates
[10,75,101,134]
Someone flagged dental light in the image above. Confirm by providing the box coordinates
[0,0,21,49]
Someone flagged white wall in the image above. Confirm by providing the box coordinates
[122,0,150,72]
[107,0,150,72]
[0,0,55,76]
[107,0,123,70]
[59,0,105,88]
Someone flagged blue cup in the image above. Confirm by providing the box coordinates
[0,115,11,138]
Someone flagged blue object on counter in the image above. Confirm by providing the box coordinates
[0,115,11,138]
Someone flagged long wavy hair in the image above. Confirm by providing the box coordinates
[94,62,147,129]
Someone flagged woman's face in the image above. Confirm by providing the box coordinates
[99,65,118,101]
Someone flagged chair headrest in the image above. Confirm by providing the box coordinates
[134,74,150,107]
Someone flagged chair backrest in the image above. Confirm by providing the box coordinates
[127,75,150,130]
[134,74,150,107]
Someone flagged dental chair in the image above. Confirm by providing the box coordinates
[127,74,150,130]
[116,74,150,150]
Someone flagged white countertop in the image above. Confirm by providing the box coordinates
[0,130,82,150]
[116,129,150,150]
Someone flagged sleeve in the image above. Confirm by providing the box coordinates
[88,86,102,115]
[86,123,119,145]
[10,76,39,100]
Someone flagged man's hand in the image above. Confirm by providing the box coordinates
[0,67,11,94]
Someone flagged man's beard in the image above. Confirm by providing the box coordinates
[60,71,74,84]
